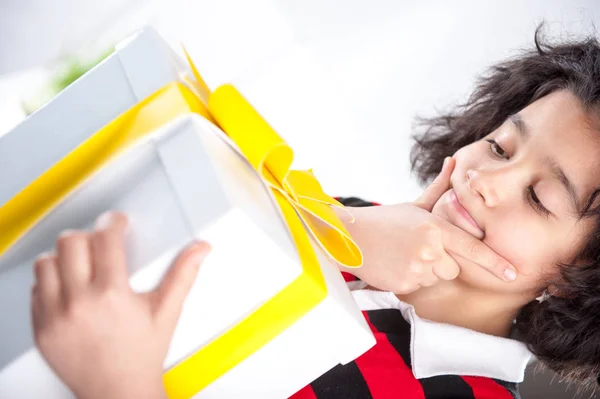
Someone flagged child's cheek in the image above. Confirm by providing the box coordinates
[483,221,549,278]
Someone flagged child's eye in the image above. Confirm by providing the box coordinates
[486,139,509,159]
[527,186,551,217]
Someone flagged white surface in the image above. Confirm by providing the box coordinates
[139,0,598,204]
[0,350,73,399]
[0,0,149,74]
[1,1,599,202]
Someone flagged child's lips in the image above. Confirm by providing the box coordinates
[447,189,484,237]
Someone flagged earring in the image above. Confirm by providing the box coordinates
[537,290,550,303]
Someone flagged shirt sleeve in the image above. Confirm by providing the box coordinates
[336,197,380,207]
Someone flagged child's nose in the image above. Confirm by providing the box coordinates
[466,169,500,207]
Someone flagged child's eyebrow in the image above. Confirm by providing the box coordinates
[509,114,529,140]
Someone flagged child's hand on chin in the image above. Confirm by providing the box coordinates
[31,212,211,399]
[338,157,518,294]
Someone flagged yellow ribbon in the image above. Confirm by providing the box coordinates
[209,86,362,267]
[0,48,363,399]
[185,51,362,268]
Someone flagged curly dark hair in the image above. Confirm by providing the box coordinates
[410,26,600,385]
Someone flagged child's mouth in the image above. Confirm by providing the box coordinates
[446,189,485,239]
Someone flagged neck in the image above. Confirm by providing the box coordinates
[395,279,528,337]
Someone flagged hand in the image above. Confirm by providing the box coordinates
[338,157,517,294]
[31,212,211,399]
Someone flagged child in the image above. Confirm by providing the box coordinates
[31,27,600,398]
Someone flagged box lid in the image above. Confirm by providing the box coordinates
[0,27,186,209]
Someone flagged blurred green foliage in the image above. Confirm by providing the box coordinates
[23,47,114,115]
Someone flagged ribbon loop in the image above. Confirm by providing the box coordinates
[203,67,362,268]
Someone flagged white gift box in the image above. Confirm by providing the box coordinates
[0,114,375,398]
[0,26,191,370]
[0,27,186,210]
[0,25,375,399]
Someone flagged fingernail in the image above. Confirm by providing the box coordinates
[443,157,450,168]
[504,267,517,281]
[95,211,128,231]
[95,212,112,229]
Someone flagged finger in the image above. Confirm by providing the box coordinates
[408,258,426,274]
[155,241,211,327]
[432,252,461,281]
[56,230,92,300]
[394,281,420,295]
[414,157,455,211]
[34,252,61,310]
[31,285,39,298]
[94,211,129,232]
[441,222,517,281]
[31,284,45,337]
[416,223,444,262]
[418,271,439,287]
[31,284,40,319]
[91,212,130,289]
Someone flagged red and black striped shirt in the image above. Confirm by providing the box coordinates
[289,198,522,399]
[291,302,520,399]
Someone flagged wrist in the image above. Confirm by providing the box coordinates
[76,377,167,399]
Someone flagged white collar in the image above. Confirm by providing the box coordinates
[350,285,532,383]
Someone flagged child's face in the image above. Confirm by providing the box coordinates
[431,90,600,297]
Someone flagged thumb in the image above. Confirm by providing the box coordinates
[154,241,211,327]
[414,157,455,211]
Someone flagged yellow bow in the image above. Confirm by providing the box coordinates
[184,51,363,268]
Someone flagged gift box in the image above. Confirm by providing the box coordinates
[0,26,196,370]
[0,27,375,399]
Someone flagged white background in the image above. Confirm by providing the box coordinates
[1,1,599,397]
[2,0,598,205]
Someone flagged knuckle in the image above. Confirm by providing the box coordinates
[417,223,443,247]
[408,260,423,273]
[463,238,480,257]
[64,298,88,320]
[102,286,123,302]
[418,246,438,262]
[417,221,438,235]
[95,285,125,306]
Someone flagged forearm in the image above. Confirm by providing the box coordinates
[76,379,167,399]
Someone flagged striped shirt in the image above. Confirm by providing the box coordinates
[289,198,530,399]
